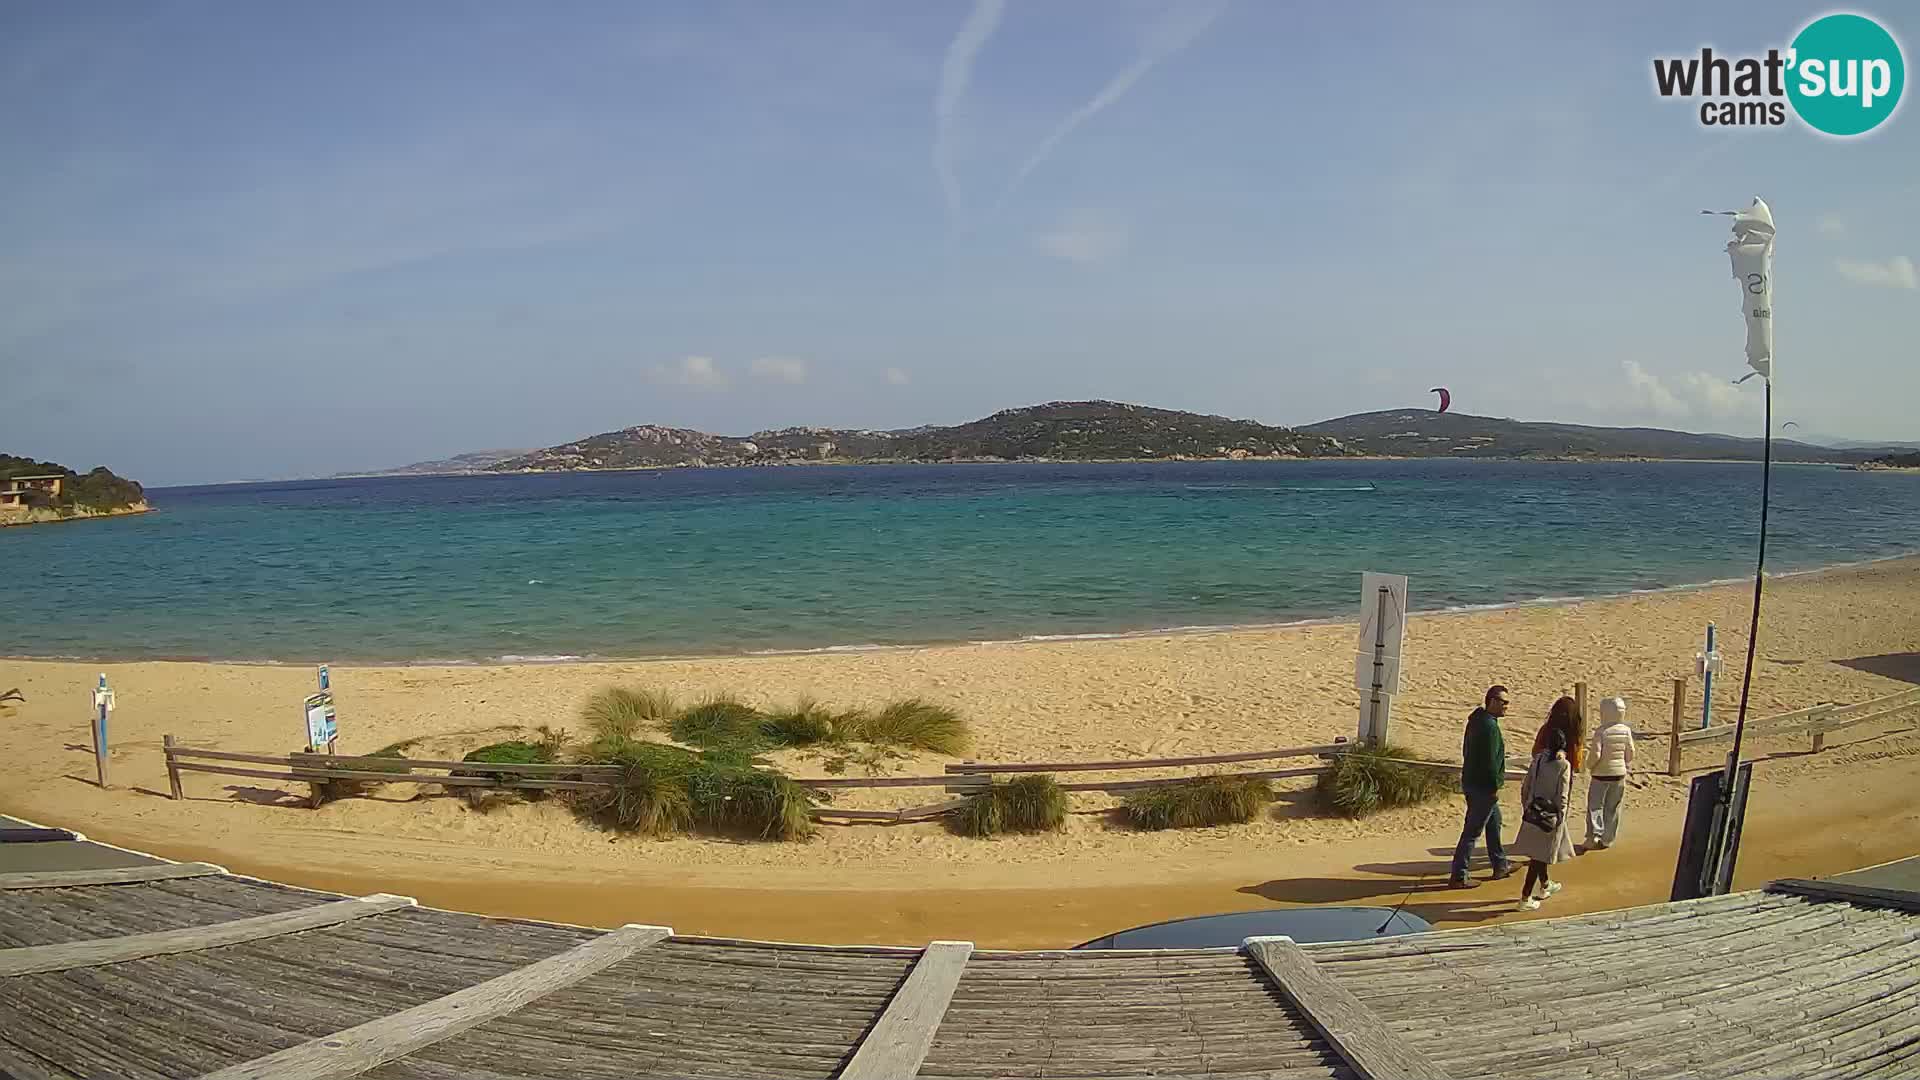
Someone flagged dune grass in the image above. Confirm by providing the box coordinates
[953,774,1068,838]
[452,737,564,812]
[583,687,677,742]
[564,734,822,840]
[1315,743,1455,819]
[848,699,969,755]
[669,694,770,752]
[757,697,843,748]
[1120,775,1272,831]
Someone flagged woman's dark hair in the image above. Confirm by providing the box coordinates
[1535,695,1585,770]
[1546,725,1569,755]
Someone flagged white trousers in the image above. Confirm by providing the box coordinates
[1587,777,1626,847]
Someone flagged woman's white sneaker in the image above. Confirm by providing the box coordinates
[1542,881,1564,901]
[1519,897,1542,911]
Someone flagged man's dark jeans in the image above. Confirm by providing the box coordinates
[1451,785,1509,881]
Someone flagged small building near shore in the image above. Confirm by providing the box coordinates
[0,473,65,508]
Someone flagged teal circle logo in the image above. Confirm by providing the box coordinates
[1787,13,1905,136]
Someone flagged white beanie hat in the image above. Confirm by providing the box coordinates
[1600,696,1627,726]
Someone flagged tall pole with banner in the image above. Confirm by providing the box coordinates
[1355,573,1409,746]
[1675,196,1775,900]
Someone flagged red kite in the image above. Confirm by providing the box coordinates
[1429,387,1451,414]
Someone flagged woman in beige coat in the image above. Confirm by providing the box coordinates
[1514,725,1575,910]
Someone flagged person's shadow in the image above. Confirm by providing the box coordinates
[1238,847,1516,926]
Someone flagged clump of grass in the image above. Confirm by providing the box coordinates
[311,745,414,804]
[851,699,969,755]
[563,735,821,840]
[953,774,1067,838]
[1315,743,1454,819]
[1121,775,1272,831]
[758,697,841,748]
[670,694,769,752]
[582,687,677,742]
[452,739,562,812]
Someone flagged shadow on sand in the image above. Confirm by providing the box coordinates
[1834,653,1920,686]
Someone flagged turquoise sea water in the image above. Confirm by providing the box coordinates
[2,460,1917,663]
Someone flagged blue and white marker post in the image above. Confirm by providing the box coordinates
[1695,625,1722,731]
[90,673,116,788]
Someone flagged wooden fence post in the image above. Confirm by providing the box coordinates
[1575,681,1590,723]
[1811,715,1826,754]
[163,735,183,800]
[1668,677,1686,777]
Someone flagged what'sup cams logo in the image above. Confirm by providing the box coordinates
[1653,12,1905,135]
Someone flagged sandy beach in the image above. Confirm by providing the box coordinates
[4,556,1918,947]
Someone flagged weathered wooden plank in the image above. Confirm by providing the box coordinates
[1768,878,1920,915]
[289,753,620,776]
[0,863,226,890]
[838,940,972,1080]
[946,744,1343,775]
[1244,936,1453,1080]
[194,922,671,1080]
[0,894,414,977]
[1678,703,1835,744]
[169,762,607,791]
[1056,766,1324,793]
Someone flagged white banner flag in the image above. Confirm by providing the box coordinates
[1724,197,1775,380]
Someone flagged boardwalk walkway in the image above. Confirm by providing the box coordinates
[2,824,1916,1079]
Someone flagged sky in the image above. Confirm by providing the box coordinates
[2,1,1916,485]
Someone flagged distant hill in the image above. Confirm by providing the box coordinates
[1300,410,1886,464]
[1,454,149,525]
[339,449,535,478]
[487,401,1350,471]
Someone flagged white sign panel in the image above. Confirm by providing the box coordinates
[304,692,337,749]
[1356,651,1404,698]
[1357,572,1409,659]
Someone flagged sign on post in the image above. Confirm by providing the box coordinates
[304,665,337,753]
[90,673,116,789]
[1356,572,1410,745]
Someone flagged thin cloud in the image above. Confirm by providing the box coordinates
[651,355,730,391]
[750,356,809,384]
[1816,212,1846,237]
[1035,208,1130,264]
[1622,360,1757,420]
[1834,256,1917,290]
[883,367,911,386]
[1624,360,1686,417]
[995,0,1226,212]
[933,0,1007,224]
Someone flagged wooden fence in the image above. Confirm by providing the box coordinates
[162,738,1481,824]
[1659,684,1920,776]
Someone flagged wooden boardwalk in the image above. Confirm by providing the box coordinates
[1,837,1917,1078]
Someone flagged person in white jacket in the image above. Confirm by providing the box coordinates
[1586,696,1634,849]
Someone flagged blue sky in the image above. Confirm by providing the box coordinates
[3,1,1915,485]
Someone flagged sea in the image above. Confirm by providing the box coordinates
[3,459,1918,664]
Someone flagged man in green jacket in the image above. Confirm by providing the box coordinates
[1450,685,1515,887]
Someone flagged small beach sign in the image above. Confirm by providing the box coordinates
[1357,572,1409,744]
[303,665,337,752]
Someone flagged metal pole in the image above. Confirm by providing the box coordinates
[1701,623,1716,730]
[92,673,110,789]
[1368,586,1389,746]
[1723,380,1771,797]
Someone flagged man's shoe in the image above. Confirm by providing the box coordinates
[1449,876,1479,889]
[1488,864,1518,881]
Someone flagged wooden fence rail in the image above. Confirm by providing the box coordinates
[1662,685,1920,775]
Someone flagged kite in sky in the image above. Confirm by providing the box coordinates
[1429,387,1451,414]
